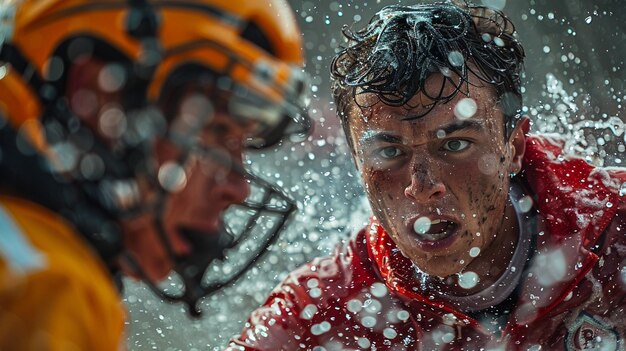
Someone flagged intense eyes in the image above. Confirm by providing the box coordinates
[373,139,470,162]
[377,146,403,159]
[442,139,470,152]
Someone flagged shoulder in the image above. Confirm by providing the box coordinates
[0,196,118,294]
[265,229,378,312]
[0,196,124,348]
[229,229,383,350]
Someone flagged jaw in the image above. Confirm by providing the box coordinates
[410,252,470,278]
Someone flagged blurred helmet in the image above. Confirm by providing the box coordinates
[0,0,310,316]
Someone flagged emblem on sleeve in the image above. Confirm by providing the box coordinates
[565,312,619,350]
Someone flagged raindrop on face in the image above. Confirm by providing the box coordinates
[454,98,478,120]
[157,162,188,192]
[469,247,481,258]
[413,216,432,234]
[478,153,498,176]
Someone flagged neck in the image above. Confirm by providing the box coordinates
[429,183,522,297]
[463,196,519,293]
[429,180,539,313]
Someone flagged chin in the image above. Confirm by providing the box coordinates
[143,261,174,283]
[412,255,466,278]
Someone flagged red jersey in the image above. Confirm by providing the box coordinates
[228,135,626,350]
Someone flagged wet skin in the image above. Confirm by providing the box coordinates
[347,74,529,294]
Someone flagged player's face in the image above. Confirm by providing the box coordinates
[122,92,253,281]
[349,74,526,284]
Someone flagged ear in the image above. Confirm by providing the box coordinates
[508,116,530,174]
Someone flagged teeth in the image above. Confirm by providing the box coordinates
[413,219,455,241]
[420,232,449,241]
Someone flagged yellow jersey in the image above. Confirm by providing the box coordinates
[0,196,125,350]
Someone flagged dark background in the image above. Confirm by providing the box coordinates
[125,1,625,349]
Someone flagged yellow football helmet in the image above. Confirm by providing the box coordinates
[0,0,310,316]
[1,0,309,145]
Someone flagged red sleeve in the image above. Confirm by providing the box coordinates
[225,266,320,350]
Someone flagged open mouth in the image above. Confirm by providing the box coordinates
[413,218,458,241]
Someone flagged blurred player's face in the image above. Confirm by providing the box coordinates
[66,58,252,281]
[122,92,253,281]
[348,74,527,288]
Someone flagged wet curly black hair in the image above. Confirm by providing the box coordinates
[330,0,525,141]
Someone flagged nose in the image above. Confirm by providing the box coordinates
[215,168,250,206]
[404,161,446,202]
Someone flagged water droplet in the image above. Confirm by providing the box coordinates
[493,37,505,47]
[480,0,506,10]
[413,217,431,234]
[346,299,362,313]
[469,247,481,257]
[310,323,325,335]
[0,64,8,80]
[447,51,465,67]
[478,153,498,175]
[98,63,127,93]
[309,287,322,298]
[357,338,371,348]
[370,282,388,297]
[363,298,382,313]
[585,16,592,24]
[80,153,105,180]
[619,183,626,196]
[518,195,534,213]
[361,316,377,328]
[454,98,477,120]
[606,202,613,208]
[306,278,319,288]
[383,327,397,339]
[458,271,479,289]
[436,129,446,139]
[158,162,187,192]
[300,304,318,320]
[608,116,624,136]
[397,310,410,321]
[99,107,127,139]
[441,332,455,343]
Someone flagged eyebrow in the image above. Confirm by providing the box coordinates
[430,119,485,138]
[360,131,404,146]
[359,119,486,147]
